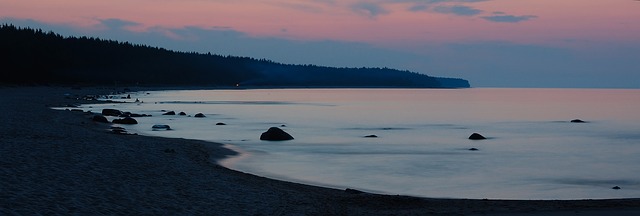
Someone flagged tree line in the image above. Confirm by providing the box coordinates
[0,24,469,88]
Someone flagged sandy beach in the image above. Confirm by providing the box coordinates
[2,86,639,215]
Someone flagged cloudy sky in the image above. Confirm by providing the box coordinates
[2,0,639,88]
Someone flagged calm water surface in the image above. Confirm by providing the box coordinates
[79,88,640,199]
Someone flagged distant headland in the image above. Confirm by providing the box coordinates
[1,24,470,88]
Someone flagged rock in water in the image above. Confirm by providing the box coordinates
[152,124,171,130]
[570,119,586,123]
[260,127,294,141]
[194,113,206,118]
[102,108,123,117]
[112,117,138,124]
[468,133,486,140]
[130,113,151,117]
[162,111,176,115]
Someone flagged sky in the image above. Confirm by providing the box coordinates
[1,0,639,88]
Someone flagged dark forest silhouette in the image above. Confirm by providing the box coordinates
[1,24,469,88]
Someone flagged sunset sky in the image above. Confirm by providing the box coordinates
[2,0,639,88]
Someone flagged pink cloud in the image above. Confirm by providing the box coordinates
[2,0,639,46]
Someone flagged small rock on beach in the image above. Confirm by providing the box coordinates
[92,115,109,123]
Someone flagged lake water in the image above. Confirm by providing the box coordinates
[77,88,640,200]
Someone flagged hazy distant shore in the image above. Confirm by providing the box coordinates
[2,85,640,215]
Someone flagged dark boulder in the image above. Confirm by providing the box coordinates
[112,117,138,124]
[162,111,176,115]
[260,127,294,141]
[364,135,378,138]
[92,115,109,123]
[179,112,187,116]
[102,108,123,117]
[612,186,621,190]
[468,148,479,151]
[216,122,227,125]
[194,113,206,118]
[570,119,586,123]
[468,133,486,140]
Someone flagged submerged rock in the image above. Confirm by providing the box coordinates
[130,113,151,117]
[216,122,226,125]
[364,135,378,138]
[570,119,586,123]
[152,124,171,130]
[612,186,621,190]
[260,127,294,141]
[468,148,479,151]
[468,133,486,140]
[194,113,206,118]
[179,112,187,116]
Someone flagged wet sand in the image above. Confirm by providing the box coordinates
[2,86,639,215]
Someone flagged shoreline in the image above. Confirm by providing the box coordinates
[2,86,640,215]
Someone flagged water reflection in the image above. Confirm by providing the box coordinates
[77,88,640,199]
